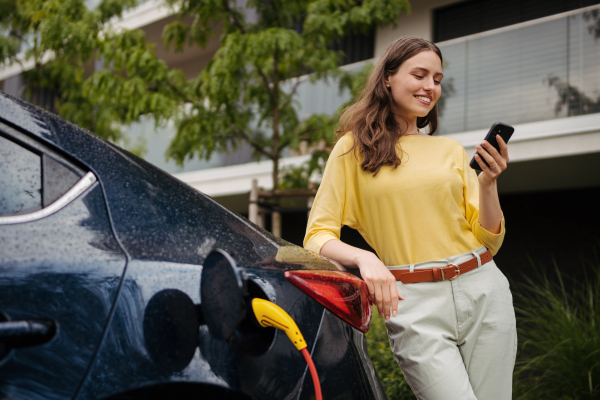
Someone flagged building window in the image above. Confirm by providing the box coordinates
[331,30,375,66]
[2,73,58,113]
[434,0,600,43]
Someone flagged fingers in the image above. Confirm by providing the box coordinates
[369,275,397,320]
[474,150,492,170]
[382,284,392,320]
[373,283,384,317]
[477,143,499,168]
[476,138,508,181]
[365,281,378,315]
[391,283,402,317]
[479,138,508,166]
[496,134,510,162]
[362,270,401,321]
[357,254,403,321]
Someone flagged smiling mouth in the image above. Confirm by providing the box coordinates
[415,95,431,105]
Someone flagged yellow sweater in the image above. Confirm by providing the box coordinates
[304,133,505,266]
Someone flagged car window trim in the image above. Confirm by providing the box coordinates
[0,172,97,225]
[0,120,86,177]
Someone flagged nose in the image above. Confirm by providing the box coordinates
[423,77,435,91]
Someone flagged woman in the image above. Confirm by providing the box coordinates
[304,37,516,400]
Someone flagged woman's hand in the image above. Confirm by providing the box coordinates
[475,134,509,234]
[356,251,403,321]
[320,239,403,321]
[474,134,509,186]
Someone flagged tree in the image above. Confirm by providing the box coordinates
[547,74,600,117]
[0,0,175,146]
[1,0,410,188]
[161,0,411,191]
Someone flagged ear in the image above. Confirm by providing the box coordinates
[384,79,391,88]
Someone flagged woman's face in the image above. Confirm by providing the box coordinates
[385,50,443,122]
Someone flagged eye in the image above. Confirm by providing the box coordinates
[434,80,441,85]
[413,74,423,79]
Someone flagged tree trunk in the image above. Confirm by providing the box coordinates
[271,48,281,237]
[271,48,280,192]
[249,178,260,225]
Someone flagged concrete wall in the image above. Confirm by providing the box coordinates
[375,0,456,55]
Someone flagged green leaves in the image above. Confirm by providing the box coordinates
[512,255,600,399]
[305,0,410,41]
[2,0,410,188]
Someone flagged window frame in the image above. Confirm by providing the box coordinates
[0,121,97,225]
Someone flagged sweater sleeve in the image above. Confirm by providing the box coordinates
[304,135,353,254]
[461,147,506,255]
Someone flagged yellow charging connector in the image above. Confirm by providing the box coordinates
[252,298,322,400]
[251,298,307,350]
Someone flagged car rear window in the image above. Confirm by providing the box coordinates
[0,134,42,216]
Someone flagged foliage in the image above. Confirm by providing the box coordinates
[366,306,416,400]
[584,10,600,40]
[546,75,600,117]
[161,0,410,189]
[280,60,374,189]
[512,255,600,400]
[0,0,179,143]
[1,0,410,189]
[279,149,329,190]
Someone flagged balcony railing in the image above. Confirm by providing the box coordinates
[294,5,600,136]
[127,5,600,174]
[435,5,600,134]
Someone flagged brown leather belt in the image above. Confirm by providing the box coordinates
[390,250,493,284]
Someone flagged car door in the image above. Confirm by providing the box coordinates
[0,121,127,400]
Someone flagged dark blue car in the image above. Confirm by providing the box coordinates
[0,92,385,400]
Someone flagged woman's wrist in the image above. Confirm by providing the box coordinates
[354,250,380,270]
[478,174,498,189]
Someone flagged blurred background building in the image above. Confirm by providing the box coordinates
[2,0,600,275]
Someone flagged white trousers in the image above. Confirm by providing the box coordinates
[385,246,517,400]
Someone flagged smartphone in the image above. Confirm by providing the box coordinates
[469,122,514,171]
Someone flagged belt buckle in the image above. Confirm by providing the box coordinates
[447,263,461,280]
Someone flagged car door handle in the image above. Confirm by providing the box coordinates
[0,319,57,348]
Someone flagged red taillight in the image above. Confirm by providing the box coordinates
[284,270,372,333]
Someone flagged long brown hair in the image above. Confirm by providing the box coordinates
[337,37,443,175]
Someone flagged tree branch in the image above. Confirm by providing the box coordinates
[280,77,302,111]
[221,0,275,109]
[221,0,246,34]
[290,125,322,145]
[235,129,274,159]
[255,63,276,106]
[278,138,290,151]
[167,81,202,108]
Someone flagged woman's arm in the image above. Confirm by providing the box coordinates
[320,239,403,321]
[474,135,509,234]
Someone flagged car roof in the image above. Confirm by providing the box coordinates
[0,93,337,272]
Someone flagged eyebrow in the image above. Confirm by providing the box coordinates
[412,67,444,78]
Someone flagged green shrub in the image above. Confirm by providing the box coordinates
[366,307,416,400]
[512,256,600,400]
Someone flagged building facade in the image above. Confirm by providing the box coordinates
[2,0,600,276]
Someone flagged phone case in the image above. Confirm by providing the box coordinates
[469,122,514,171]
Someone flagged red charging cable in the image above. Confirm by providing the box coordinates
[301,347,322,400]
[251,299,323,400]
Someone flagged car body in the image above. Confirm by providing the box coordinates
[0,92,385,400]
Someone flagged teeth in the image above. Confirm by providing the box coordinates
[416,96,431,104]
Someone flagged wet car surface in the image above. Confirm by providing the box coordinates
[0,92,386,400]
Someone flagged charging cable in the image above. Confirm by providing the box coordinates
[251,298,322,400]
